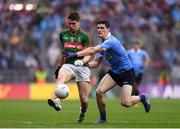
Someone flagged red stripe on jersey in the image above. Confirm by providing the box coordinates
[64,42,84,50]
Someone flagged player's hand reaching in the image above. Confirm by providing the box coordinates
[54,65,61,79]
[74,60,84,67]
[63,51,77,58]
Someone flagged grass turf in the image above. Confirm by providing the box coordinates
[0,99,180,128]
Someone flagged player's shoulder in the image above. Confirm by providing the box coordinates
[79,29,89,37]
[110,35,123,44]
[60,29,69,34]
[59,29,70,38]
[139,49,147,54]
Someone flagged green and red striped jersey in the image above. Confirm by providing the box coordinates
[59,29,90,64]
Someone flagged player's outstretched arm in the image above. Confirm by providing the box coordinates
[77,45,103,57]
[63,45,103,58]
[88,56,103,68]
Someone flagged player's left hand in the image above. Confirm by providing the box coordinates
[63,51,77,58]
[74,60,84,66]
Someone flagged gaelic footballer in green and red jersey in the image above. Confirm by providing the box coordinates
[59,29,90,65]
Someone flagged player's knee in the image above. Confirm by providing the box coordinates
[121,100,131,107]
[80,96,89,104]
[96,89,104,96]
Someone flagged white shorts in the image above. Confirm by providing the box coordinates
[62,64,90,82]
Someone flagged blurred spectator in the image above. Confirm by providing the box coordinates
[158,64,170,87]
[10,26,21,50]
[25,53,38,69]
[171,2,180,22]
[47,42,61,68]
[170,55,180,84]
[34,66,47,83]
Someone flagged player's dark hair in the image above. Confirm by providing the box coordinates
[97,20,110,28]
[68,12,80,21]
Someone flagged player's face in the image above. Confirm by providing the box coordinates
[134,43,140,50]
[68,20,80,32]
[97,24,109,40]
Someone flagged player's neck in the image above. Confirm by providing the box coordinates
[134,48,139,52]
[70,30,77,35]
[102,32,111,41]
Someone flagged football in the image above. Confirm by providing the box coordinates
[55,84,69,99]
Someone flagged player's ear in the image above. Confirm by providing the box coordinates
[77,21,80,26]
[106,28,110,33]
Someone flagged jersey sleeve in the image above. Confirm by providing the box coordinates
[143,51,149,60]
[59,33,64,45]
[59,33,64,51]
[127,49,134,58]
[127,50,131,59]
[59,33,62,42]
[127,50,130,55]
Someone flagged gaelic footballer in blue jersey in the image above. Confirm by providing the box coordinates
[127,40,150,95]
[65,20,151,123]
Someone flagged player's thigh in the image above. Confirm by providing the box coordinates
[120,85,132,102]
[97,73,116,93]
[58,64,74,82]
[77,81,90,99]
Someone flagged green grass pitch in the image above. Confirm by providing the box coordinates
[0,99,180,128]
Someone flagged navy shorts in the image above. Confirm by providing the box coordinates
[107,68,135,87]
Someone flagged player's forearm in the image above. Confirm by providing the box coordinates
[77,47,96,57]
[82,55,91,64]
[144,58,150,65]
[88,60,100,68]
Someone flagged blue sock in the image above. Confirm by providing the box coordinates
[140,95,144,102]
[100,111,106,121]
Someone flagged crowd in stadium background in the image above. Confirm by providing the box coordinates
[0,0,180,85]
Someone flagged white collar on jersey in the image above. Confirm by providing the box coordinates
[105,32,111,40]
[132,48,141,53]
[100,32,111,43]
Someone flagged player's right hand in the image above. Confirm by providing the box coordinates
[54,66,61,79]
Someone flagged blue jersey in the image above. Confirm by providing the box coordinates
[127,48,149,75]
[96,33,133,74]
